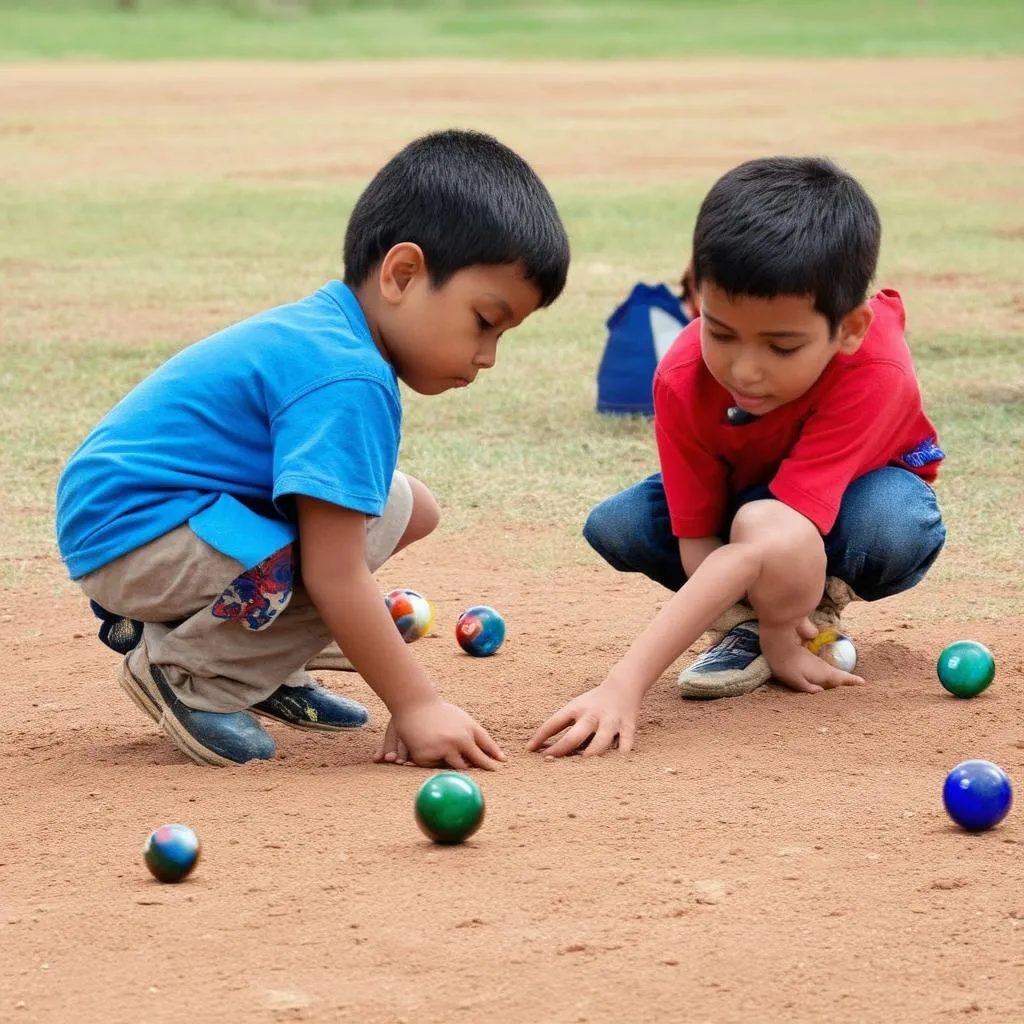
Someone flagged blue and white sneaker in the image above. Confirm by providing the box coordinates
[677,619,769,699]
[119,645,277,767]
[252,682,368,731]
[677,578,860,699]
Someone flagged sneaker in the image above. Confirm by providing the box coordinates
[812,576,858,628]
[701,601,756,646]
[305,641,356,673]
[118,645,276,767]
[677,577,859,700]
[252,683,369,731]
[90,600,143,655]
[677,620,769,699]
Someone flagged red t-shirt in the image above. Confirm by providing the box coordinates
[653,289,943,538]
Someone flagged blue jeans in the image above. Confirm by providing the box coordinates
[583,467,945,602]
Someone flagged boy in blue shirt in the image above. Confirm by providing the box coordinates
[57,129,570,768]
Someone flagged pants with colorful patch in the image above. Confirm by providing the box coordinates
[78,473,413,712]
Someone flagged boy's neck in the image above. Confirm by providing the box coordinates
[349,280,390,362]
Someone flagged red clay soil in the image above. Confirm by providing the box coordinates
[2,56,1023,1023]
[2,533,1022,1024]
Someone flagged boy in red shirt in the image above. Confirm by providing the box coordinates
[531,156,945,758]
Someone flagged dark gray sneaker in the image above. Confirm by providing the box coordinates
[118,646,276,767]
[252,683,369,731]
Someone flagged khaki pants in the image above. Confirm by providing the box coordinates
[79,473,413,713]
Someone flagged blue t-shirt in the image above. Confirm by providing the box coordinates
[57,281,401,580]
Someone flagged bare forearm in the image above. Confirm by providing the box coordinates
[306,568,437,714]
[608,542,762,698]
[678,535,724,579]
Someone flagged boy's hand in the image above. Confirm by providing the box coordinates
[528,680,642,758]
[375,699,506,771]
[760,618,865,694]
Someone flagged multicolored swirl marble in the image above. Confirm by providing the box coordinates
[384,588,435,643]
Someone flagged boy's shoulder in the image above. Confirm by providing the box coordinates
[172,281,397,404]
[821,289,920,400]
[850,289,911,366]
[218,281,381,366]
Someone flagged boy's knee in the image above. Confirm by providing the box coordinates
[582,500,615,554]
[730,500,812,548]
[826,469,945,600]
[583,496,641,568]
[845,468,944,564]
[403,476,440,546]
[731,499,825,569]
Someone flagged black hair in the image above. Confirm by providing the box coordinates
[691,156,881,334]
[343,129,569,307]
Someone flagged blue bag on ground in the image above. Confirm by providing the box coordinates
[596,283,690,416]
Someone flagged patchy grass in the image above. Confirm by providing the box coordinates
[1,0,1023,60]
[1,58,1021,613]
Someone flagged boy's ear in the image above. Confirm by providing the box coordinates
[835,302,873,355]
[379,243,426,304]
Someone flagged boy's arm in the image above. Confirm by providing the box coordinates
[529,534,760,758]
[529,501,862,758]
[296,496,505,770]
[679,536,722,578]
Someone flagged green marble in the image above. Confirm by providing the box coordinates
[415,772,485,845]
[937,640,995,698]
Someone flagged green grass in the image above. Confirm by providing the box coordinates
[1,54,1022,612]
[2,179,1022,593]
[1,0,1023,59]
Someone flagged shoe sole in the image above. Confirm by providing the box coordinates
[118,658,234,768]
[678,676,770,699]
[250,708,365,732]
[678,653,772,699]
[305,655,357,672]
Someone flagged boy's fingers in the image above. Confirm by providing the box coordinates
[784,677,823,694]
[618,723,636,754]
[796,617,819,641]
[544,720,597,759]
[445,751,469,771]
[821,670,864,689]
[582,720,620,758]
[527,708,575,751]
[462,743,502,771]
[374,719,398,762]
[474,725,507,762]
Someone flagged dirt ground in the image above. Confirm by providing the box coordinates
[2,61,1023,1024]
[3,58,1022,193]
[3,533,1023,1023]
